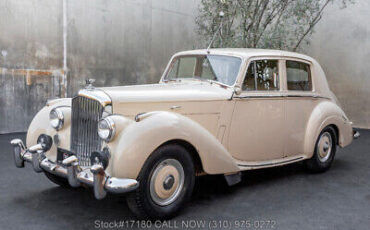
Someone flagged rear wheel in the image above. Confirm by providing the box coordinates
[126,144,195,219]
[44,171,71,188]
[305,126,337,173]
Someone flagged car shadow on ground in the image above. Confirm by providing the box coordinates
[192,161,307,198]
[6,154,357,230]
[13,160,331,220]
[3,131,367,230]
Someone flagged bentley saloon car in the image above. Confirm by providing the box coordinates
[11,49,359,219]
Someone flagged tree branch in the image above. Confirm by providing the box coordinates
[293,0,331,51]
[253,0,269,46]
[244,0,260,46]
[255,0,290,47]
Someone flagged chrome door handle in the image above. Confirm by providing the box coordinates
[170,105,181,110]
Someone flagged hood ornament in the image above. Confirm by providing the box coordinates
[85,78,95,90]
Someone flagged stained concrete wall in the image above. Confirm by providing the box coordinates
[0,0,199,133]
[66,0,199,93]
[305,0,370,129]
[0,0,63,133]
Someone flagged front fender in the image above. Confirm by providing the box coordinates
[304,101,353,158]
[26,98,72,161]
[109,111,239,179]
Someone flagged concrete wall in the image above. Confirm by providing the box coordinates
[66,0,198,93]
[0,0,63,133]
[305,0,370,129]
[0,0,199,133]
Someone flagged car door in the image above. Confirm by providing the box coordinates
[282,59,320,157]
[228,58,285,162]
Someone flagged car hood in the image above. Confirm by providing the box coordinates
[99,82,234,103]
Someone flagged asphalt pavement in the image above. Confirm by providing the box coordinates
[0,130,369,230]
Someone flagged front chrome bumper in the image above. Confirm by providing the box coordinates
[10,139,139,200]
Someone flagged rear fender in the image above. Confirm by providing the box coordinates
[304,101,353,158]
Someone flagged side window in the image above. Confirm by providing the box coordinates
[243,61,256,90]
[167,59,179,79]
[286,60,312,91]
[177,57,197,78]
[167,57,197,79]
[242,60,279,91]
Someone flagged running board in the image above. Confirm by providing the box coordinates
[237,156,305,170]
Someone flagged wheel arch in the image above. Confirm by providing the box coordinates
[304,101,352,158]
[328,124,339,145]
[157,139,204,175]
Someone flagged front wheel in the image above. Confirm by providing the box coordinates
[126,144,195,219]
[305,126,337,173]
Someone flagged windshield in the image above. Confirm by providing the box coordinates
[164,55,242,86]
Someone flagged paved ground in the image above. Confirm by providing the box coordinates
[0,130,369,230]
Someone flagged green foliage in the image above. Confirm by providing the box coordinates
[196,0,354,51]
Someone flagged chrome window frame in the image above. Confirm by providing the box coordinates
[160,54,245,88]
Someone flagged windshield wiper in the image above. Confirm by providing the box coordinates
[163,78,181,83]
[164,77,230,88]
[188,77,230,88]
[206,79,230,88]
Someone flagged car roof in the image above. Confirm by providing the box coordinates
[175,48,315,63]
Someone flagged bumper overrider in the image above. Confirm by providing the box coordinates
[10,139,139,200]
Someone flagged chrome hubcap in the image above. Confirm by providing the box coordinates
[150,159,184,206]
[163,175,175,190]
[318,132,332,162]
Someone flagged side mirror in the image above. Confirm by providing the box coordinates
[234,86,242,95]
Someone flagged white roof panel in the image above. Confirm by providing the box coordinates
[175,48,315,62]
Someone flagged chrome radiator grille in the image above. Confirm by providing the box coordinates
[70,96,103,166]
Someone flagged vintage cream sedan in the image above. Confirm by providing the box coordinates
[11,49,359,219]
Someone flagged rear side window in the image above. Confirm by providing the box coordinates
[286,61,312,91]
[242,60,279,91]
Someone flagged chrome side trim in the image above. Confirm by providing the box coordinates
[235,95,330,100]
[235,95,283,99]
[285,95,330,100]
[238,157,304,167]
[135,111,158,122]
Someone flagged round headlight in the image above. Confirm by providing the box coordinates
[49,108,64,130]
[98,117,115,141]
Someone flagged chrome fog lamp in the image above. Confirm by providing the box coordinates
[37,134,53,152]
[90,147,111,169]
[49,108,64,130]
[98,117,115,141]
